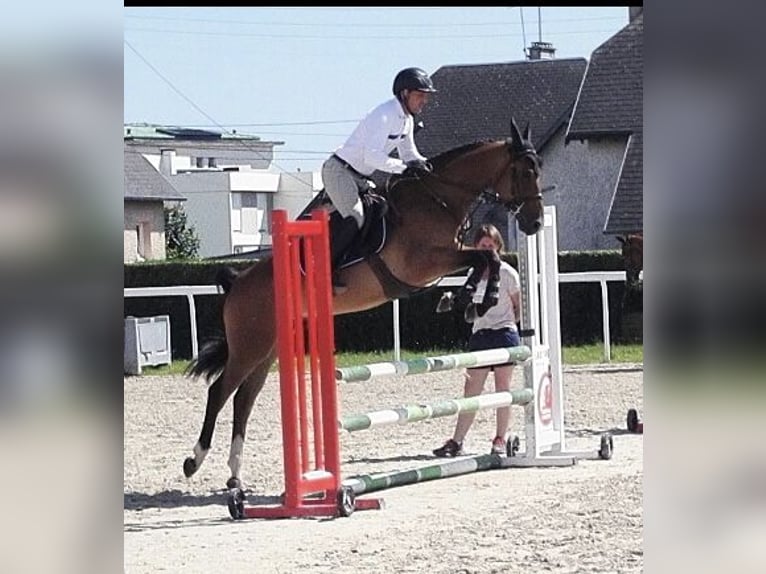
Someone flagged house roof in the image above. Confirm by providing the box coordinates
[566,13,643,141]
[124,123,262,141]
[604,132,642,235]
[124,149,186,202]
[415,58,588,156]
[565,13,643,235]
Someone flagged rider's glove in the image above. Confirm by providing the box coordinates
[403,159,432,178]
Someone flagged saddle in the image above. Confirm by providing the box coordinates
[297,188,391,270]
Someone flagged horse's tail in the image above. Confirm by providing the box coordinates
[185,266,239,382]
[185,336,228,382]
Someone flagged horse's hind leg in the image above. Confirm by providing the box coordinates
[226,351,276,490]
[183,360,253,479]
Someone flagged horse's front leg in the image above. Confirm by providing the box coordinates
[480,252,501,309]
[464,252,501,322]
[454,252,490,308]
[427,247,490,314]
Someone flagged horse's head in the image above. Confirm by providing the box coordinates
[412,123,545,237]
[501,118,544,235]
[617,234,643,285]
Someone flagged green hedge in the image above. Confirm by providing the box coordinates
[124,252,642,359]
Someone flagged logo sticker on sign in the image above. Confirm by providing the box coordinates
[537,368,553,426]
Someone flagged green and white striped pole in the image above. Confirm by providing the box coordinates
[339,389,533,433]
[335,346,532,383]
[342,454,503,495]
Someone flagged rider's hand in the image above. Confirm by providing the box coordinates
[403,159,432,178]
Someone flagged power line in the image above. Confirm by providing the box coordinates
[519,7,527,58]
[125,26,621,40]
[124,39,316,187]
[173,119,359,127]
[124,14,627,28]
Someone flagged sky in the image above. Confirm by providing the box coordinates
[124,6,632,174]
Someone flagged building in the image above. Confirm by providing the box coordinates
[566,9,643,237]
[416,56,590,250]
[124,124,320,258]
[124,148,186,262]
[415,8,642,251]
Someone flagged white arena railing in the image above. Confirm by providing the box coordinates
[124,269,641,363]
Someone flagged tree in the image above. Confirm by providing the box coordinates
[164,203,201,260]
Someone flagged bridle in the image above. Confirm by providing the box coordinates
[390,141,545,245]
[490,147,543,217]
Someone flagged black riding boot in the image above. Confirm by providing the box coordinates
[329,215,360,289]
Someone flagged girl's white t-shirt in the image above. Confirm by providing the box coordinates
[471,260,520,333]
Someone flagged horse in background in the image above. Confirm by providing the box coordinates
[617,233,643,286]
[617,233,643,341]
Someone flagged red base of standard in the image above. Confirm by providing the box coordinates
[240,495,384,519]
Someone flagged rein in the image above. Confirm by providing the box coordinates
[388,144,542,248]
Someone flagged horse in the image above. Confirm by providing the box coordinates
[183,118,545,490]
[617,233,643,286]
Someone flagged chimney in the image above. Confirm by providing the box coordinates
[159,149,176,176]
[527,41,556,60]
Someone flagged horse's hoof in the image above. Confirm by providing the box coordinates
[464,303,478,323]
[436,291,454,313]
[183,457,197,478]
[226,476,242,490]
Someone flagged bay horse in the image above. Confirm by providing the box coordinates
[183,118,545,490]
[617,233,643,285]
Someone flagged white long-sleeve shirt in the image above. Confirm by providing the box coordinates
[334,97,427,176]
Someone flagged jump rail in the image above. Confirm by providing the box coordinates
[342,453,504,495]
[336,346,532,383]
[339,389,534,433]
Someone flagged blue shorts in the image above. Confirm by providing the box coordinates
[467,328,521,370]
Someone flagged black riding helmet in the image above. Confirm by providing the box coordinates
[393,67,437,97]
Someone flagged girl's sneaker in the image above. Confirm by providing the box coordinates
[432,438,464,458]
[490,436,506,455]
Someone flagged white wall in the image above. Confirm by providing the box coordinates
[174,187,232,258]
[124,201,166,262]
[472,126,623,252]
[276,170,321,219]
[542,129,626,250]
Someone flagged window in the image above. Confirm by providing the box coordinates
[232,192,274,235]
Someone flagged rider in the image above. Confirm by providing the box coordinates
[321,67,437,289]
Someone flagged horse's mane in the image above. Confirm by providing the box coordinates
[428,135,536,172]
[429,140,494,171]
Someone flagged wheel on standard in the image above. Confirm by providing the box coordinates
[506,435,521,457]
[227,488,246,520]
[627,408,640,433]
[337,486,356,517]
[599,433,614,460]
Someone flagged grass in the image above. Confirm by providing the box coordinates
[133,343,642,377]
[563,343,643,365]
